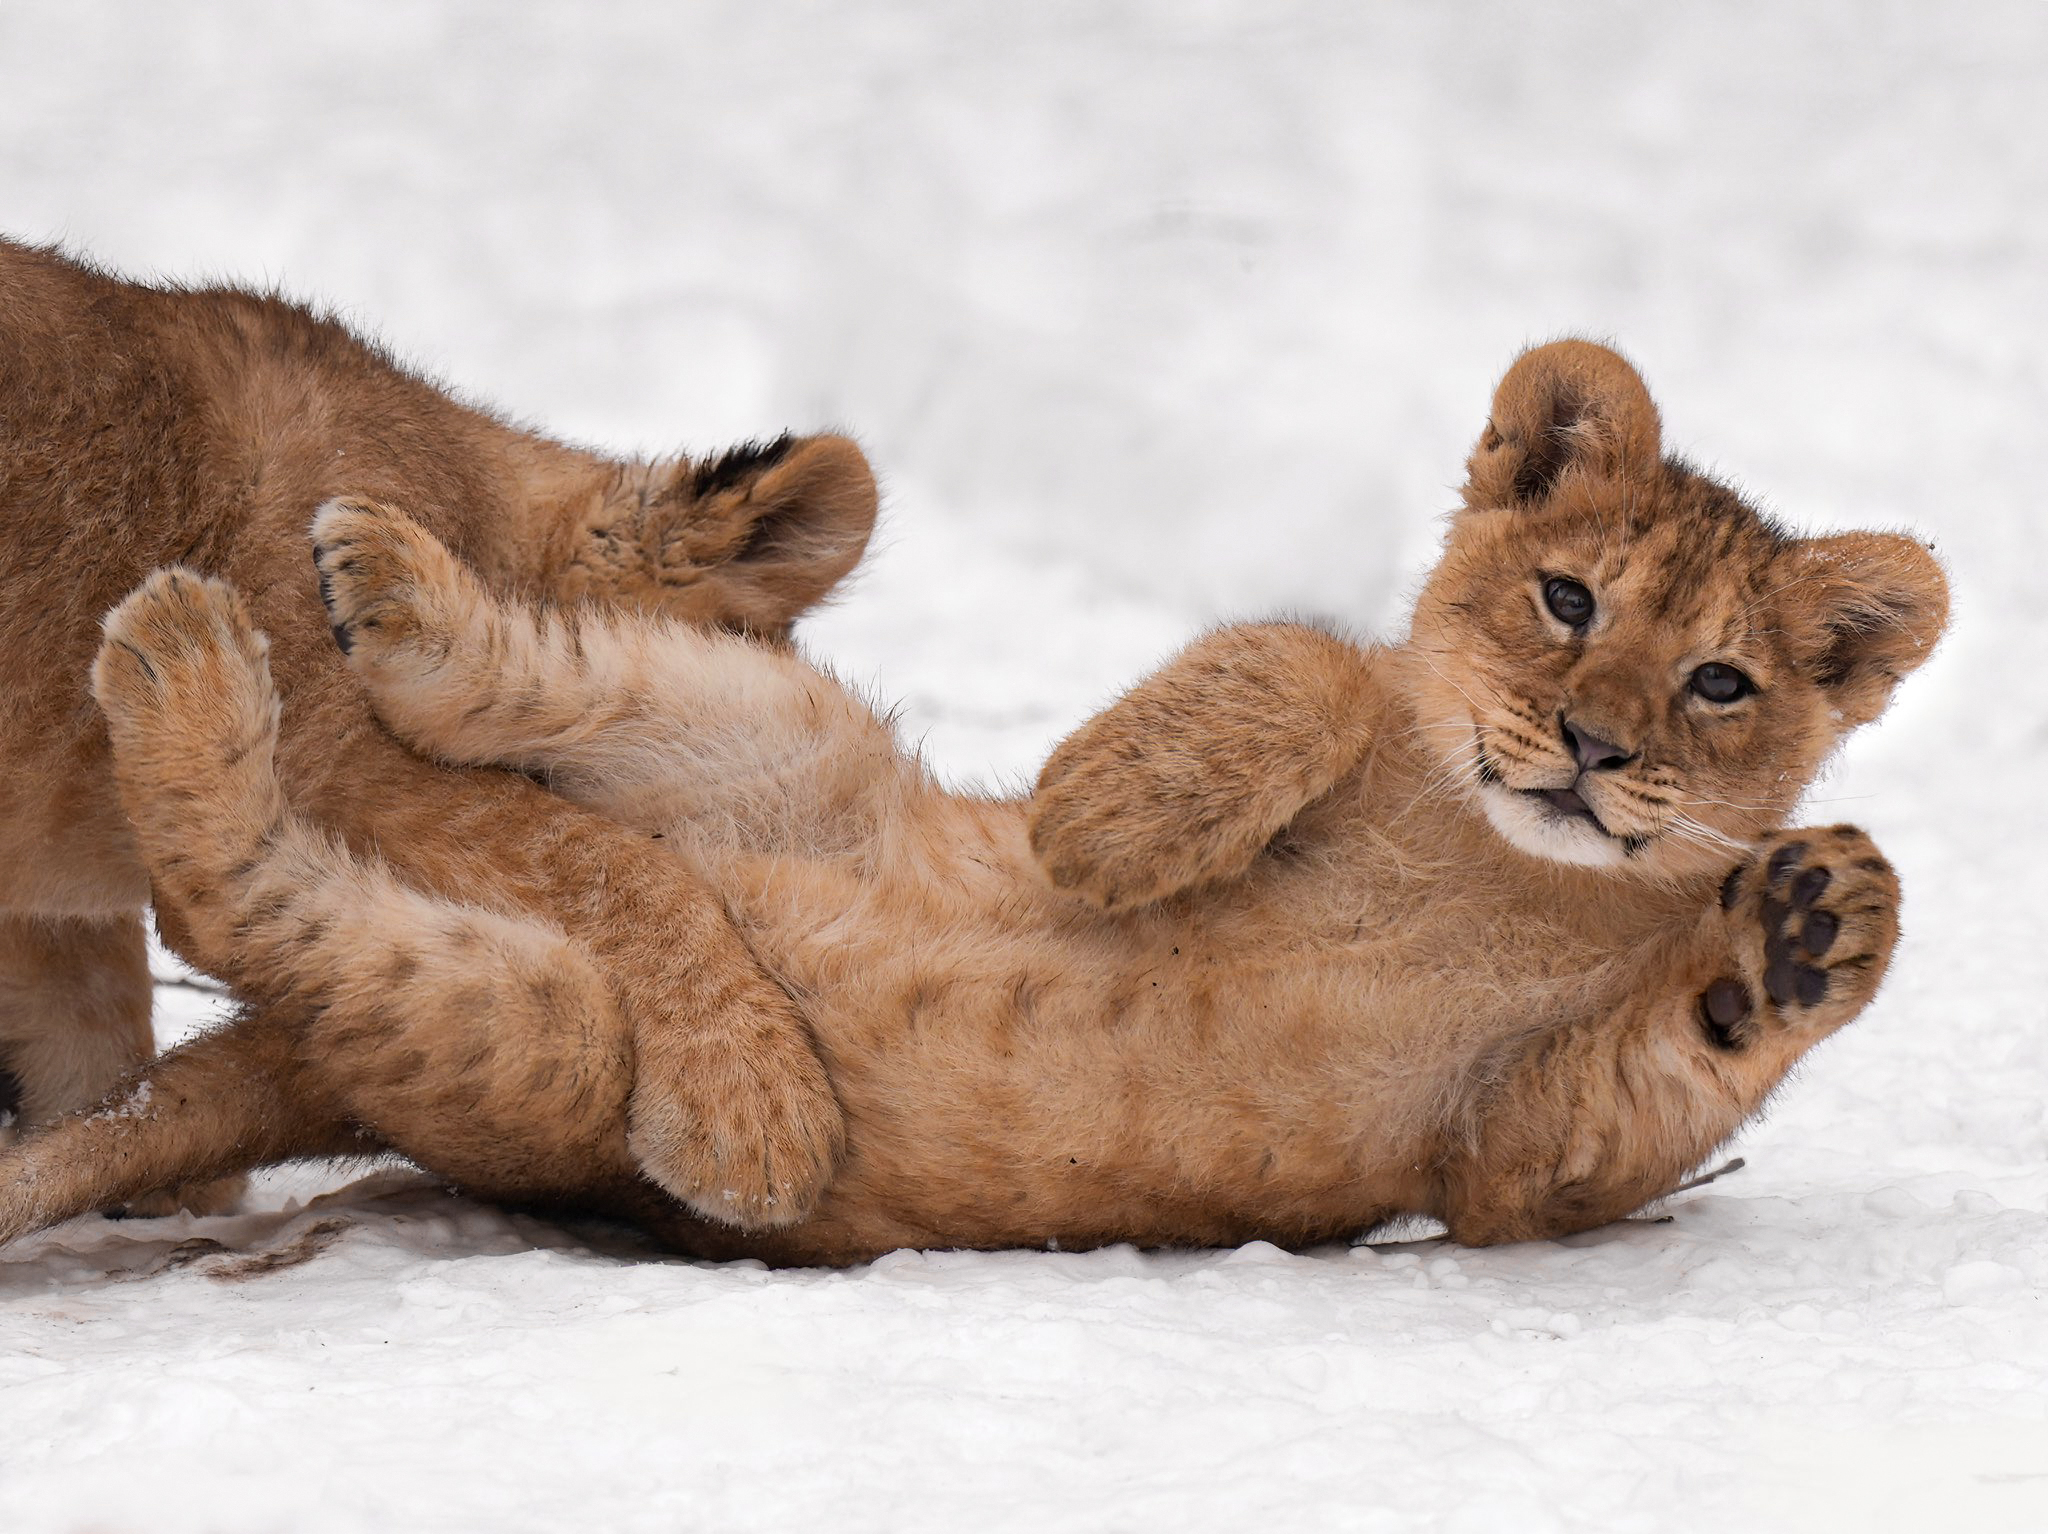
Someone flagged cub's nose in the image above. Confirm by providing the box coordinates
[1560,718,1635,772]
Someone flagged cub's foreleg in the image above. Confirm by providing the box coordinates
[0,912,154,1133]
[90,572,646,1201]
[1029,624,1376,911]
[313,498,916,863]
[1439,827,1902,1244]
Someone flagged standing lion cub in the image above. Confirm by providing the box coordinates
[0,237,876,1229]
[0,341,1946,1263]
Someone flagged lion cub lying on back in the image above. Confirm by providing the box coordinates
[0,341,1947,1263]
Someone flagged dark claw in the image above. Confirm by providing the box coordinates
[1760,896,1792,954]
[1801,909,1838,958]
[1720,863,1749,911]
[329,623,354,655]
[1767,842,1808,887]
[1794,966,1829,1006]
[1791,866,1831,909]
[117,641,159,685]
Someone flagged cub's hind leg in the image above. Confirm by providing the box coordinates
[91,571,643,1199]
[104,566,843,1227]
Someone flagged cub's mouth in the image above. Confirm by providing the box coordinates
[1520,784,1609,833]
[1472,739,1642,868]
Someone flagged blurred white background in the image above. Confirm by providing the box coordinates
[8,2,2042,777]
[2,5,2044,1532]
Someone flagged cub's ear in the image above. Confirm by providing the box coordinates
[1785,531,1950,730]
[676,432,880,633]
[1462,340,1662,511]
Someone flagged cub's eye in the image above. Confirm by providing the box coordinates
[1690,663,1755,703]
[1543,577,1595,628]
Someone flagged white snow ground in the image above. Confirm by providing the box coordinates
[3,3,2046,1529]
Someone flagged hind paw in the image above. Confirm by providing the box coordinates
[626,990,846,1232]
[92,569,278,774]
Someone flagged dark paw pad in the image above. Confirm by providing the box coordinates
[1790,866,1831,907]
[1763,954,1828,1007]
[1749,836,1883,1012]
[1766,841,1809,886]
[1760,889,1831,1007]
[1800,908,1838,957]
[1720,827,1898,1035]
[1699,978,1755,1050]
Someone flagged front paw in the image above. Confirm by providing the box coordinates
[1024,778,1187,909]
[311,497,468,677]
[1030,723,1216,912]
[1700,826,1901,1049]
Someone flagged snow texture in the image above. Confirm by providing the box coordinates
[3,3,2045,1529]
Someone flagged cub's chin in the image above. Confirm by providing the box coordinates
[1476,782,1633,871]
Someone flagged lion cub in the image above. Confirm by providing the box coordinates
[0,238,877,1229]
[0,341,1947,1262]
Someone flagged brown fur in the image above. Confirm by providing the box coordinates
[0,239,880,1228]
[0,340,1948,1263]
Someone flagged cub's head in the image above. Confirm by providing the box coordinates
[1406,340,1948,877]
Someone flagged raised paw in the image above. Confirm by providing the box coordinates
[1030,722,1223,913]
[1029,792,1190,913]
[1700,825,1901,1050]
[311,497,470,675]
[91,568,279,778]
